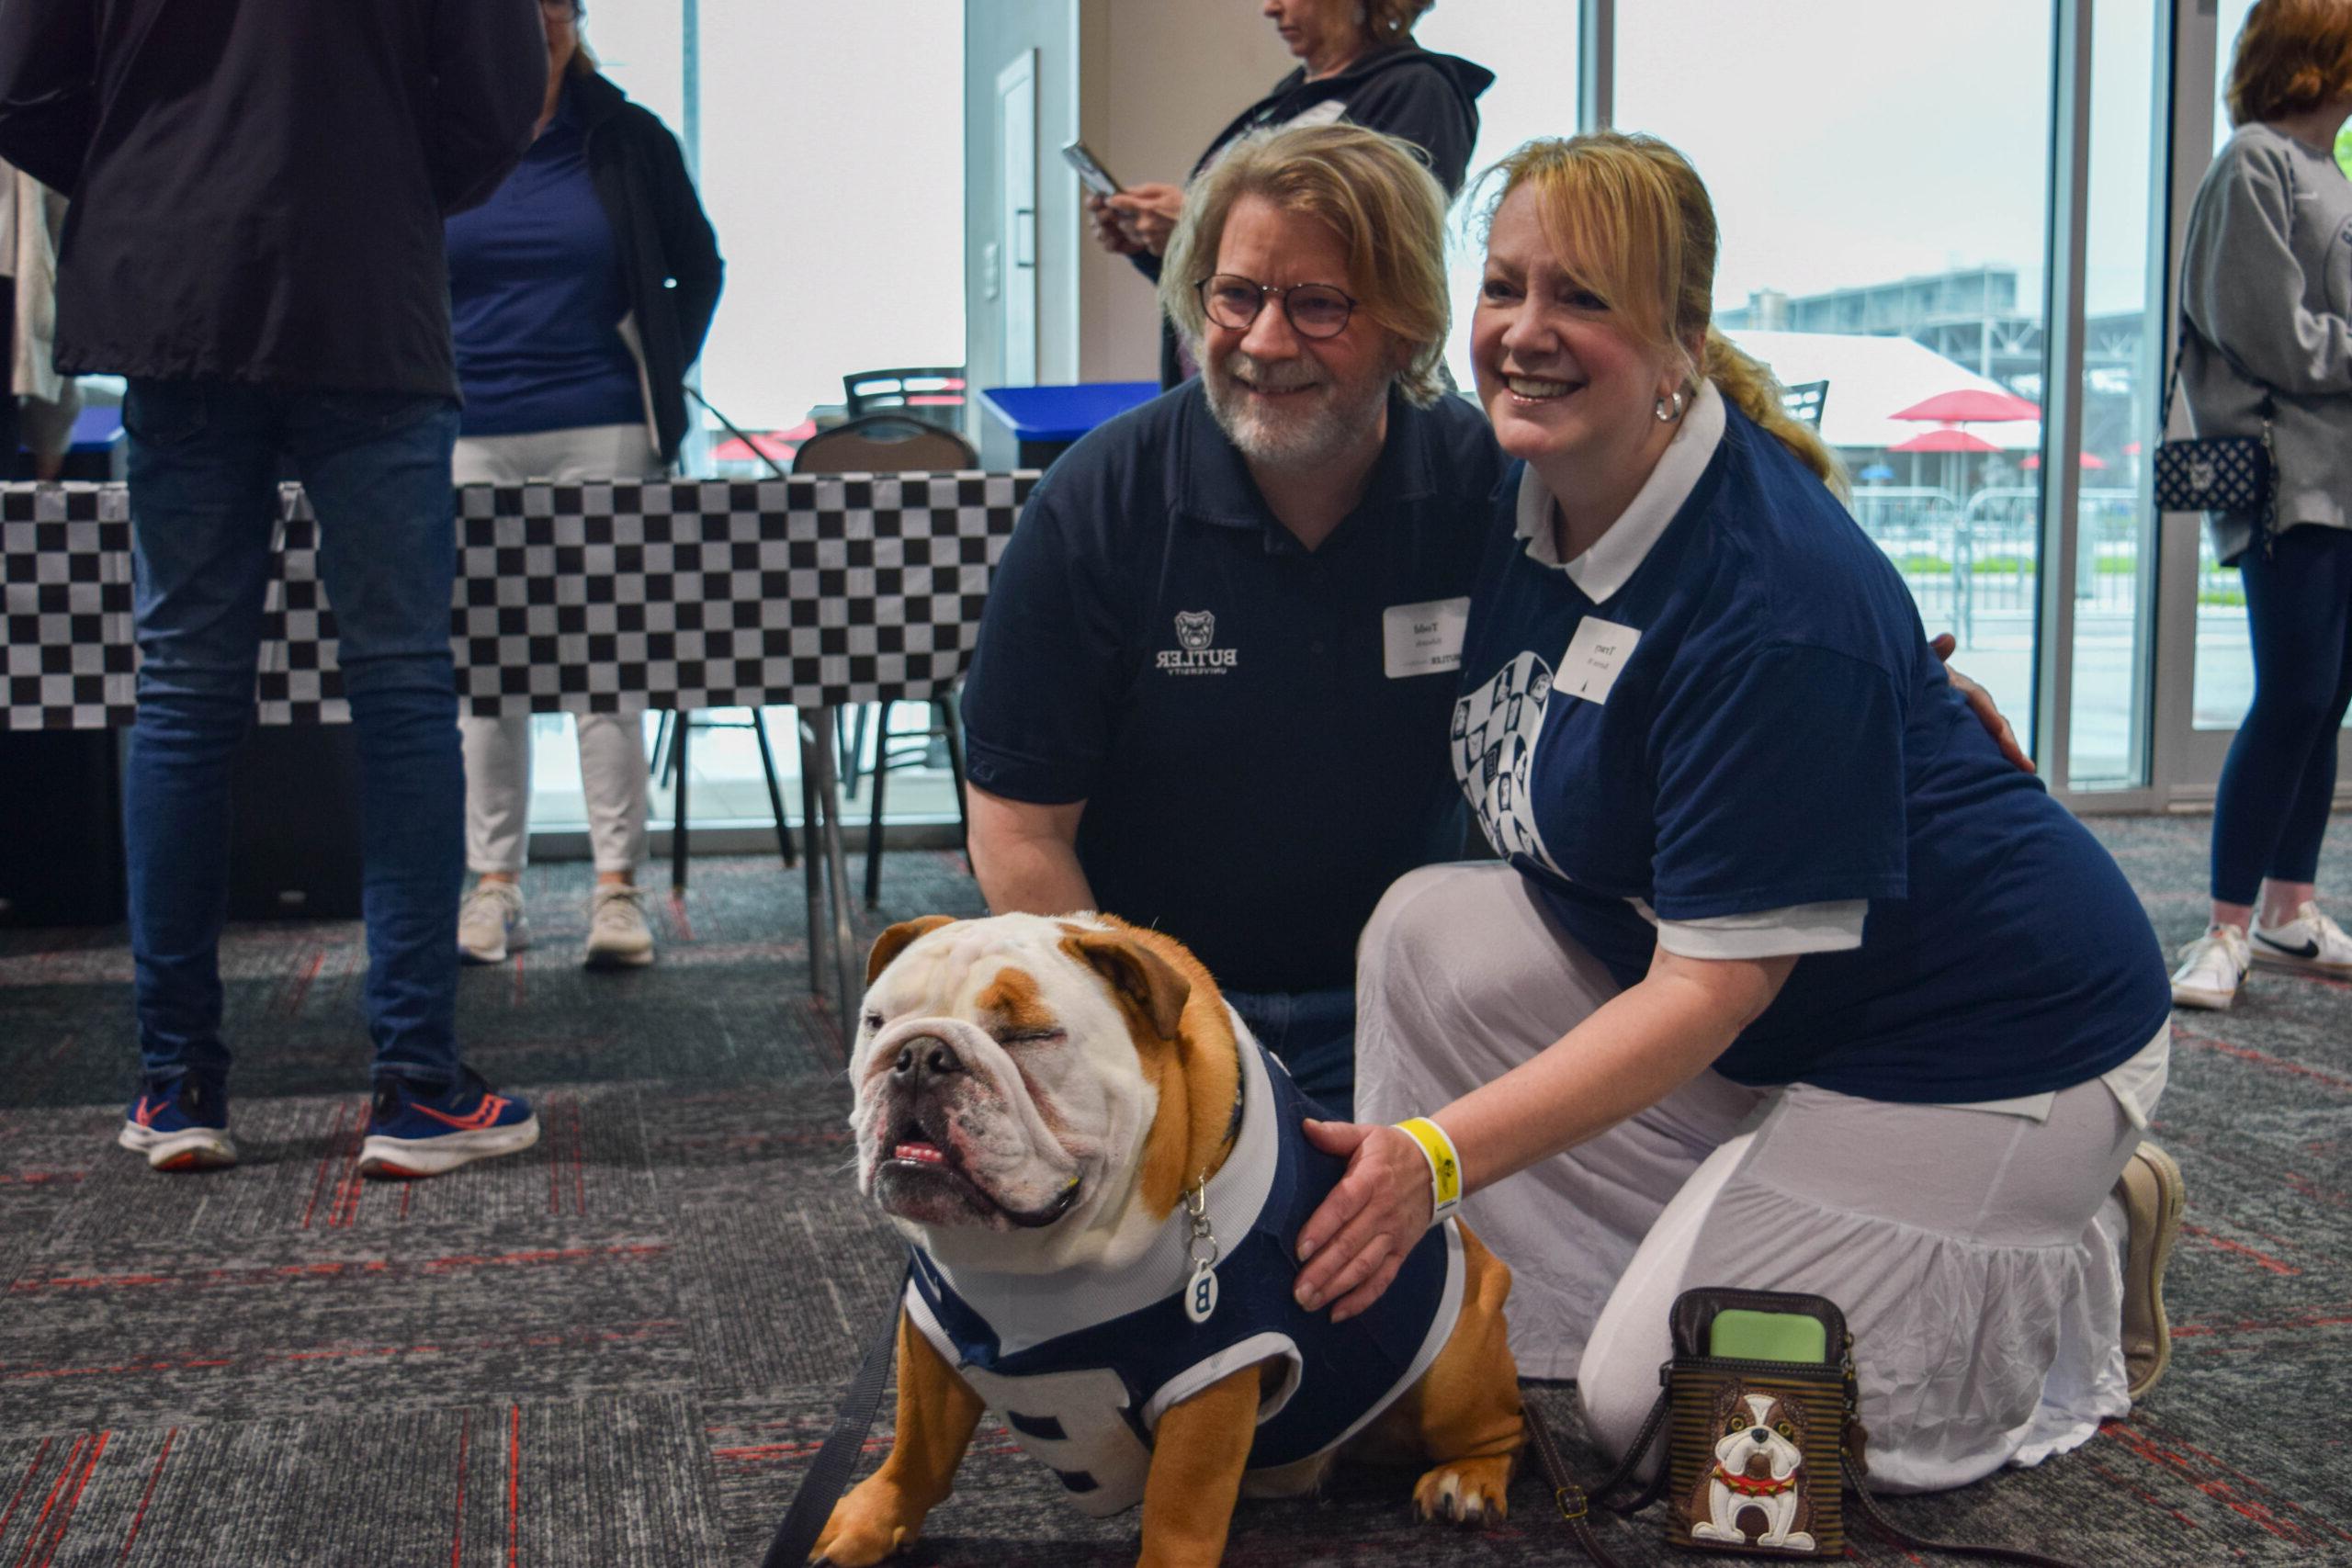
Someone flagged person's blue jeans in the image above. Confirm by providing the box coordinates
[2211,526,2352,906]
[1226,986,1355,1122]
[123,379,467,1091]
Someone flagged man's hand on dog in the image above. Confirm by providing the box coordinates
[1293,1120,1433,1323]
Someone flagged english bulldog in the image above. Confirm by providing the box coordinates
[1687,1384,1816,1553]
[815,912,1523,1568]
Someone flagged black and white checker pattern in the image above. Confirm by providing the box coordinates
[1,473,1037,730]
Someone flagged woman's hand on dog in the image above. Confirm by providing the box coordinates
[1293,1119,1433,1324]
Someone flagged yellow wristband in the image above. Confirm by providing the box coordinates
[1394,1117,1463,1224]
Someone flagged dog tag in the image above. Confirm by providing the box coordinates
[1185,1259,1219,1325]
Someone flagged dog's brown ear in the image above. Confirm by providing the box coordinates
[866,915,958,986]
[1061,928,1190,1041]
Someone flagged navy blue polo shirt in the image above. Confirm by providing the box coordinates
[961,380,1504,993]
[1456,399,2172,1103]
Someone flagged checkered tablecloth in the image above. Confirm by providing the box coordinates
[1,472,1037,729]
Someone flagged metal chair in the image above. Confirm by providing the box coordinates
[1781,378,1829,429]
[792,418,981,905]
[842,367,968,432]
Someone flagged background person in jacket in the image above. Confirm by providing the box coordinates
[1086,0,1491,388]
[2168,0,2352,1011]
[0,0,549,1179]
[449,0,721,972]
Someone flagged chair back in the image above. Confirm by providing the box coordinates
[842,367,968,431]
[791,414,978,475]
[1780,378,1829,429]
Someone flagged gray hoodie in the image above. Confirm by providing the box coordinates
[2179,122,2352,563]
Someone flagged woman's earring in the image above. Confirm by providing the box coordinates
[1653,389,1687,423]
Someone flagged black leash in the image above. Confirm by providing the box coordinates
[760,1257,912,1568]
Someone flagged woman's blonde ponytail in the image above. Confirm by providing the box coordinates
[1702,329,1847,500]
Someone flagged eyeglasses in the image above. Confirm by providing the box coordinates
[1193,274,1358,339]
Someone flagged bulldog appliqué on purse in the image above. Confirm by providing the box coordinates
[1686,1381,1818,1553]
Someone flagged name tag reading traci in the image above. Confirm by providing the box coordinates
[1382,596,1470,678]
[1558,615,1639,703]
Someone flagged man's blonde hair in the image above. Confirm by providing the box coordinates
[1479,134,1846,495]
[1160,123,1452,407]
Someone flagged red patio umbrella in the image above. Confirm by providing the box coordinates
[1890,428,2001,454]
[1890,389,2041,423]
[2019,452,2108,471]
[712,420,818,465]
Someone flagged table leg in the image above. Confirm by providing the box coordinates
[797,707,860,1025]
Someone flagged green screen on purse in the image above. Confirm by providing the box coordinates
[1709,1309,1828,1363]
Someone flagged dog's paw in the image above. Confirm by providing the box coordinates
[812,1497,918,1567]
[1411,1456,1511,1526]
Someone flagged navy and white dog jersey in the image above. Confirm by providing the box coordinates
[904,1021,1465,1517]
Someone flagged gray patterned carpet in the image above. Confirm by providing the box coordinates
[2,819,2347,1565]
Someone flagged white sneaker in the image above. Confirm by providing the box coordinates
[584,884,655,968]
[2248,901,2352,976]
[457,880,529,964]
[2169,924,2250,1010]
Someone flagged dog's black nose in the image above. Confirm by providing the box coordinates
[1750,1428,1768,1443]
[891,1034,965,1085]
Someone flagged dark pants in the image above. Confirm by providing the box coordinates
[2212,525,2352,906]
[123,379,467,1089]
[1225,985,1355,1122]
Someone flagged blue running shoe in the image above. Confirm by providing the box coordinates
[357,1067,538,1179]
[119,1077,237,1171]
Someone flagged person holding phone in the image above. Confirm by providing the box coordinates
[1287,133,2182,1496]
[1086,0,1491,388]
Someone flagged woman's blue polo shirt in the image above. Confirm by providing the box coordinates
[961,380,1504,994]
[1456,395,2171,1103]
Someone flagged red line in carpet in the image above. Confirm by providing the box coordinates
[2146,1419,2352,1544]
[2101,1420,2310,1543]
[302,1100,350,1230]
[668,890,694,942]
[116,1427,174,1563]
[2174,1026,2352,1093]
[2181,1223,2301,1276]
[545,1096,560,1216]
[511,953,525,1008]
[449,1412,470,1568]
[2173,1302,2352,1337]
[0,1439,52,1545]
[2082,1457,2199,1531]
[0,1172,85,1188]
[11,1436,84,1568]
[281,949,324,1017]
[29,1429,104,1568]
[505,1403,521,1568]
[333,1100,369,1228]
[401,1183,413,1223]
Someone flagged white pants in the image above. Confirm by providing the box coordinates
[454,425,661,876]
[1355,862,2148,1493]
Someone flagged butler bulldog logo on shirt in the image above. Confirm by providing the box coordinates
[1159,610,1236,674]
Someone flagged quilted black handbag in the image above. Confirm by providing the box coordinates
[2153,316,2277,547]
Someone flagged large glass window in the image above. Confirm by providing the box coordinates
[2191,0,2260,734]
[1615,1,2053,747]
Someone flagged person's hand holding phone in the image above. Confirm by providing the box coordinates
[1085,190,1147,257]
[1107,183,1185,256]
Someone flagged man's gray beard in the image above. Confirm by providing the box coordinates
[1204,352,1393,474]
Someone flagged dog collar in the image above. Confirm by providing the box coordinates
[1711,1465,1799,1498]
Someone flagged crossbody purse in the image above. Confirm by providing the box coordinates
[1523,1286,2085,1568]
[2152,314,2278,555]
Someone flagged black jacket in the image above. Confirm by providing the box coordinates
[1140,42,1494,387]
[572,70,722,467]
[0,0,545,397]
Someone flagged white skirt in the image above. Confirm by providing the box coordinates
[1355,862,2152,1494]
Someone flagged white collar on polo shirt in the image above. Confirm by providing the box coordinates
[1512,378,1727,603]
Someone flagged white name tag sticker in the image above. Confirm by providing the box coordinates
[1559,615,1639,703]
[1383,597,1470,678]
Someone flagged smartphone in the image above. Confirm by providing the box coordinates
[1708,1309,1829,1364]
[1061,140,1122,198]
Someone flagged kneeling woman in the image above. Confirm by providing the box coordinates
[1291,133,2179,1491]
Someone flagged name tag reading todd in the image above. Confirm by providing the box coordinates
[1559,615,1639,703]
[1382,596,1469,678]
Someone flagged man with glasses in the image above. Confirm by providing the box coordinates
[0,0,548,1175]
[961,125,1501,1118]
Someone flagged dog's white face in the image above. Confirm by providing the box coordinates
[1713,1393,1804,1483]
[848,914,1167,1274]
